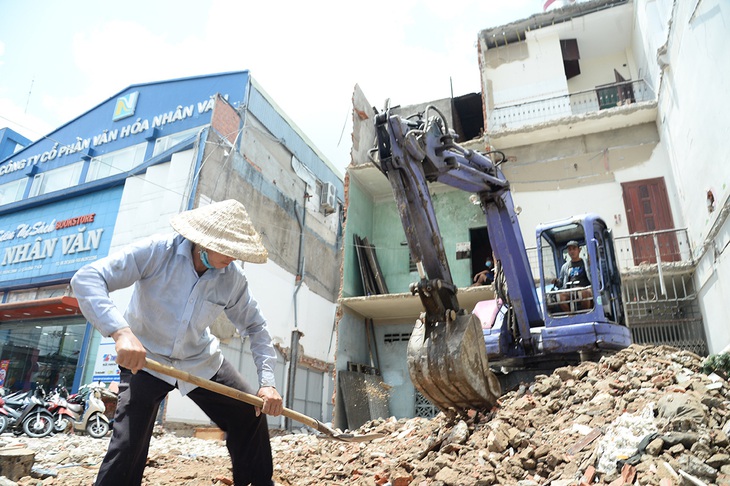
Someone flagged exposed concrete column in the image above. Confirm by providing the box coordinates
[284,328,303,431]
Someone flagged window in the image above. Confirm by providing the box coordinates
[6,285,70,303]
[415,390,438,418]
[152,126,201,157]
[539,235,558,284]
[0,319,86,393]
[28,161,84,198]
[86,143,146,182]
[293,367,326,421]
[561,39,581,80]
[0,178,26,205]
[384,332,412,343]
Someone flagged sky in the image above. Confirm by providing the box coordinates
[0,0,542,176]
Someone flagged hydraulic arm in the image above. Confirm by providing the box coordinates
[370,103,632,413]
[372,106,541,412]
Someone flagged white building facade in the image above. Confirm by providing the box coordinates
[335,0,729,427]
[477,0,729,354]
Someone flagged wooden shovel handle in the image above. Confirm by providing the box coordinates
[144,358,319,430]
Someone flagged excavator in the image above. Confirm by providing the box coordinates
[370,105,632,415]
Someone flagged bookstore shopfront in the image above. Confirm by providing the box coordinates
[0,188,123,392]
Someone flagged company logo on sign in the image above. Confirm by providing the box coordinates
[112,91,139,121]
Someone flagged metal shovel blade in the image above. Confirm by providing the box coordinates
[144,358,385,443]
[407,313,501,413]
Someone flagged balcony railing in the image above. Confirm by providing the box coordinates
[523,228,705,354]
[488,79,655,130]
[613,228,693,273]
[522,228,693,283]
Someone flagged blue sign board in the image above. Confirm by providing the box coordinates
[0,71,250,185]
[0,187,123,288]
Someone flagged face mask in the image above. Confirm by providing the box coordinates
[485,261,493,269]
[199,249,215,269]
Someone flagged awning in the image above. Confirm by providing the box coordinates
[0,296,83,321]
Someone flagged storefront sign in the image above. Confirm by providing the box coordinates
[0,188,122,286]
[0,94,228,179]
[92,337,120,383]
[1,71,252,188]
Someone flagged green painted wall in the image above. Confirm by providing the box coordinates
[342,177,375,298]
[333,311,372,429]
[371,189,488,293]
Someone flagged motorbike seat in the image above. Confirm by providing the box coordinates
[5,397,29,407]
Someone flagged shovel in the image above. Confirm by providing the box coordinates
[144,358,385,443]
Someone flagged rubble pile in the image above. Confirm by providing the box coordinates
[271,344,730,486]
[1,344,728,486]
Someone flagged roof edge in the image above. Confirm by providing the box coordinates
[479,0,631,48]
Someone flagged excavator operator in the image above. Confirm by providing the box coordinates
[553,240,593,311]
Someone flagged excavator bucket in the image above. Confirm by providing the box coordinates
[407,313,501,413]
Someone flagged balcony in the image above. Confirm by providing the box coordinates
[487,79,658,148]
[490,79,655,129]
[614,228,694,276]
[614,228,705,354]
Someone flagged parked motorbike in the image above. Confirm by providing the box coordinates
[45,380,74,434]
[0,389,9,435]
[50,382,111,438]
[0,383,55,438]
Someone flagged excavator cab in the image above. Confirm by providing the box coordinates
[537,214,625,328]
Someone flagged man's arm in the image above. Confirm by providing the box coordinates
[247,322,283,417]
[70,238,160,373]
[553,262,569,288]
[224,266,283,416]
[110,327,147,373]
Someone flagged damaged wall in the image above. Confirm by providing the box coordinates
[491,122,680,250]
[482,31,568,112]
[198,103,342,303]
[342,175,375,298]
[370,189,486,292]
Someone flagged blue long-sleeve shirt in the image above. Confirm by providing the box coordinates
[70,233,277,395]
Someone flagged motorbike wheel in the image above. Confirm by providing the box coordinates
[53,414,71,434]
[86,414,110,439]
[0,414,8,435]
[22,412,54,438]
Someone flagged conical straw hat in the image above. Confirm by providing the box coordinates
[170,200,268,263]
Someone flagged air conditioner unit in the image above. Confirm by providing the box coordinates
[321,182,336,213]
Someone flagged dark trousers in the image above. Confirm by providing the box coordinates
[95,359,273,486]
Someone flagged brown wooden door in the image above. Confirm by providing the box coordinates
[622,177,679,265]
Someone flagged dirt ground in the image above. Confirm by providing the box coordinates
[6,344,730,486]
[51,455,235,485]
